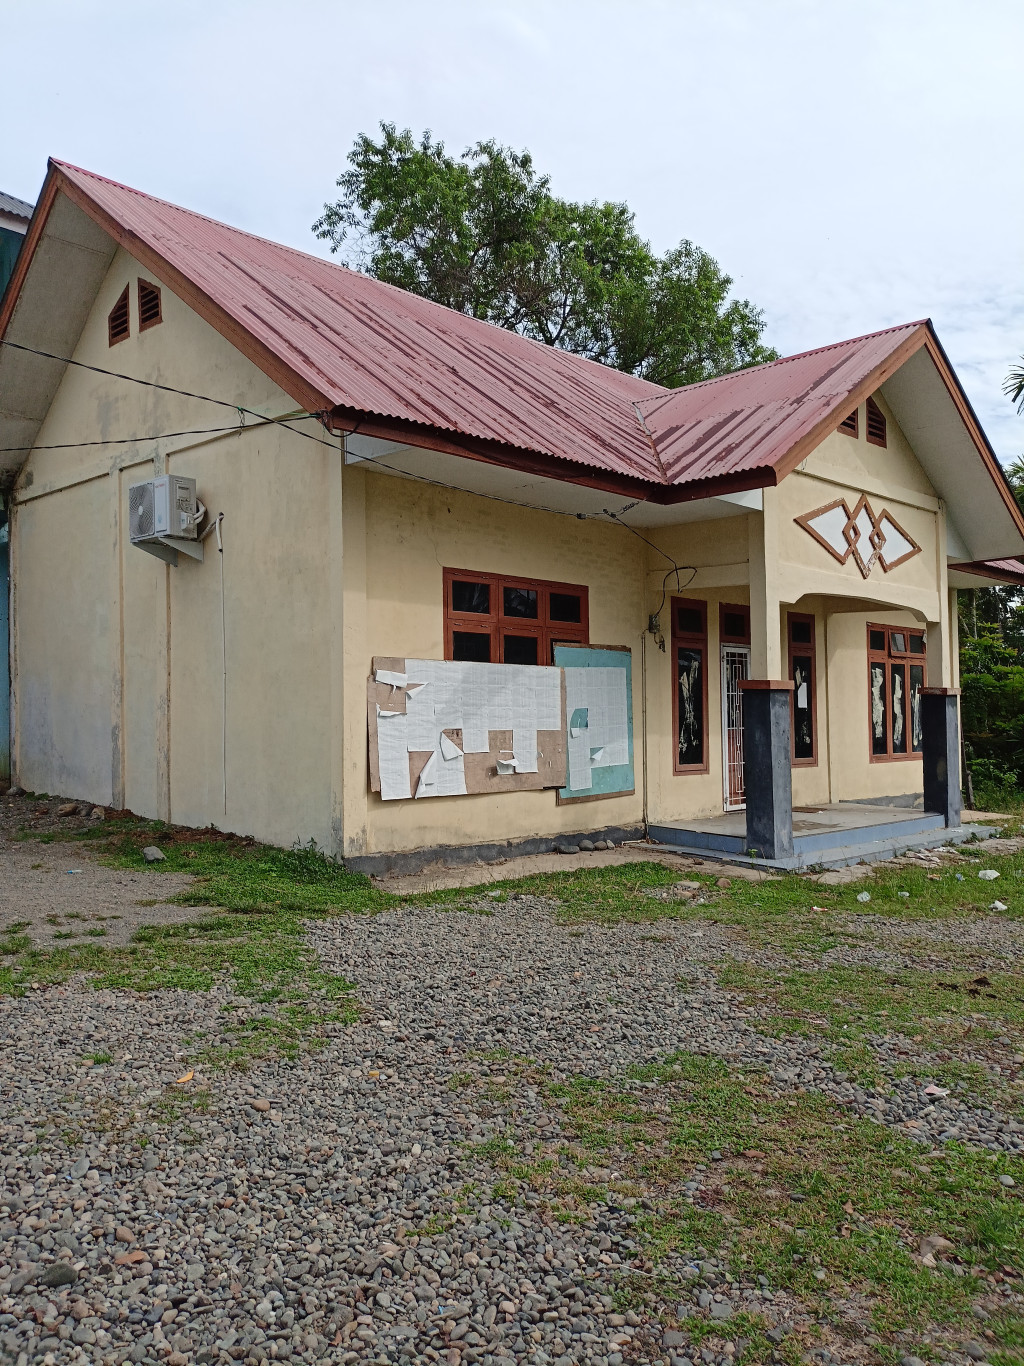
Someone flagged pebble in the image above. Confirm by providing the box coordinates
[141,846,166,863]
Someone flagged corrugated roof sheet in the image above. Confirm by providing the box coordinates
[46,162,928,493]
[0,190,34,222]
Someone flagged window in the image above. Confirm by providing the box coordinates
[443,569,588,664]
[138,278,162,331]
[867,624,926,760]
[672,598,709,773]
[838,409,859,438]
[108,285,130,346]
[866,396,887,448]
[788,613,817,765]
[720,603,750,645]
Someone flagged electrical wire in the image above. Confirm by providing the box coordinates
[0,423,252,454]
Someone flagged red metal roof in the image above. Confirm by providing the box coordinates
[39,162,932,495]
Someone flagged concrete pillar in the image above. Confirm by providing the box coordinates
[921,688,962,827]
[740,680,794,859]
[747,492,784,678]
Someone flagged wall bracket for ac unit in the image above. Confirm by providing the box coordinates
[136,537,204,566]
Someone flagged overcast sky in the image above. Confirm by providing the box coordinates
[6,0,1023,460]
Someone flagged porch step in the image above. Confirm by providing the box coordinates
[648,812,946,858]
[647,819,995,872]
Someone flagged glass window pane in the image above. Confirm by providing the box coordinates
[503,586,538,619]
[792,655,814,760]
[891,632,906,654]
[723,611,748,640]
[870,662,888,755]
[677,646,705,767]
[676,607,703,636]
[452,580,490,614]
[869,629,886,652]
[452,630,491,662]
[891,663,907,753]
[549,591,582,623]
[910,664,925,752]
[503,634,538,665]
[909,634,926,654]
[790,619,812,645]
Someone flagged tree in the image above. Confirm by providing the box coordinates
[1005,357,1024,414]
[314,124,777,387]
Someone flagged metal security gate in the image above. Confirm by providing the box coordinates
[721,645,750,811]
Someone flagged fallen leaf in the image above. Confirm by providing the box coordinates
[927,873,941,881]
[840,1222,851,1238]
[842,1199,855,1215]
[175,1070,194,1085]
[742,1149,767,1159]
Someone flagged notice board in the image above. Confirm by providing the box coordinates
[554,643,634,804]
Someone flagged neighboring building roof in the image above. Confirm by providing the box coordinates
[953,558,1024,586]
[0,191,34,223]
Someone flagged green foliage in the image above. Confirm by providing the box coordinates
[960,627,1024,785]
[313,123,777,387]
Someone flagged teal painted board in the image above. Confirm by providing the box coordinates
[554,643,634,803]
[0,539,8,782]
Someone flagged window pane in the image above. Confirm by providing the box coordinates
[503,634,538,665]
[452,630,491,662]
[723,611,748,640]
[891,632,906,654]
[792,655,814,760]
[452,580,490,614]
[891,663,907,753]
[549,591,582,623]
[910,664,925,752]
[677,646,704,767]
[503,586,538,619]
[909,634,925,655]
[870,662,888,755]
[790,619,812,645]
[676,607,703,636]
[869,629,886,652]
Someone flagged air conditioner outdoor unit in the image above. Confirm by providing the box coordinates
[128,475,204,564]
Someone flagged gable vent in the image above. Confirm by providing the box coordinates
[108,286,130,346]
[139,278,162,330]
[838,408,858,437]
[866,396,887,447]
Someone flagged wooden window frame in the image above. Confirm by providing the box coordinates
[108,284,130,347]
[867,623,927,762]
[865,395,887,448]
[672,597,710,775]
[838,408,859,438]
[138,278,163,332]
[719,602,750,645]
[787,612,818,768]
[442,568,588,665]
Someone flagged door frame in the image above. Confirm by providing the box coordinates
[721,643,750,811]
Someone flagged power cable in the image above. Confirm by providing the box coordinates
[0,423,251,454]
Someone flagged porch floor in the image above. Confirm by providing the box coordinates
[649,802,994,871]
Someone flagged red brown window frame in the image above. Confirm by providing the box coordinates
[787,612,818,767]
[672,597,710,775]
[865,395,887,448]
[719,602,751,645]
[108,284,130,347]
[838,407,859,438]
[442,568,589,665]
[138,277,163,331]
[867,623,927,762]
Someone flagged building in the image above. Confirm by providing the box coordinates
[1,159,1022,873]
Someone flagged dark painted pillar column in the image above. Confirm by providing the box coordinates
[739,680,794,860]
[921,687,962,827]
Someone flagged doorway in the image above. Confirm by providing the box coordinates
[721,644,749,810]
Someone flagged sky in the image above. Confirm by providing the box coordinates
[5,0,1023,460]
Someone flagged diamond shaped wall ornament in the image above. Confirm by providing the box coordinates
[795,496,921,578]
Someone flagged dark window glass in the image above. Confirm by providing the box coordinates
[503,634,538,665]
[869,629,886,652]
[452,630,491,662]
[792,655,814,760]
[503,586,538,619]
[723,612,748,640]
[677,607,703,636]
[790,619,812,645]
[891,632,906,655]
[910,664,925,753]
[891,664,908,753]
[677,646,704,767]
[870,663,888,755]
[549,591,582,624]
[452,581,490,614]
[909,634,926,655]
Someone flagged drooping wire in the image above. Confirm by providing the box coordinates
[0,423,250,454]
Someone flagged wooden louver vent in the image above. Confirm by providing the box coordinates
[866,396,887,447]
[108,286,130,346]
[138,279,162,330]
[838,409,858,437]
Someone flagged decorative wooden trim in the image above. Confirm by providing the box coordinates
[738,679,794,691]
[795,494,922,579]
[137,277,162,332]
[671,597,710,776]
[787,611,818,768]
[794,497,850,566]
[865,395,887,448]
[838,408,859,438]
[107,284,130,346]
